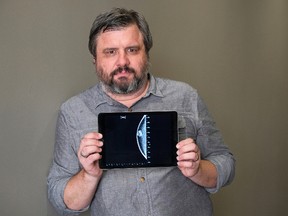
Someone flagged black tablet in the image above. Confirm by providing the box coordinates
[98,111,178,169]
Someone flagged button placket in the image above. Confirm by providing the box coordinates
[136,169,150,215]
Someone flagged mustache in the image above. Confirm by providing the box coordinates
[111,65,136,76]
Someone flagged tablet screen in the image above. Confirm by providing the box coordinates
[98,111,178,169]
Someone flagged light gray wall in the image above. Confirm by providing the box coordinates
[0,1,287,216]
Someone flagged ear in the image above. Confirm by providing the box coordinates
[92,58,96,64]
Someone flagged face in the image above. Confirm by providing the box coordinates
[94,24,149,95]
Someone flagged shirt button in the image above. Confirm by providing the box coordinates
[128,108,132,112]
[140,177,145,182]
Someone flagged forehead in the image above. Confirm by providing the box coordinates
[96,24,144,49]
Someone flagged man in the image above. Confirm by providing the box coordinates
[48,8,235,216]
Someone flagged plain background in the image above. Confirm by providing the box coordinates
[0,0,287,215]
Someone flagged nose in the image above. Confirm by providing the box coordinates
[116,51,130,67]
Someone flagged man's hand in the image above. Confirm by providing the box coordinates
[176,138,218,188]
[78,132,104,177]
[176,138,201,178]
[64,132,104,210]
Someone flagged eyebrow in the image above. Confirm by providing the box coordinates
[103,47,117,51]
[102,45,141,52]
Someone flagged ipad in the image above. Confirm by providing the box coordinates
[98,111,178,169]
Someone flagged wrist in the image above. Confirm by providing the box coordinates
[81,168,103,182]
[189,160,217,188]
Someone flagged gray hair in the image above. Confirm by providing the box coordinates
[88,8,153,58]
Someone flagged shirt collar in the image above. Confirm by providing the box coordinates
[144,73,164,98]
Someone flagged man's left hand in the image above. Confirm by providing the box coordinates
[176,138,201,178]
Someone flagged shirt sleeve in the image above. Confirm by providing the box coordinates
[47,108,89,215]
[194,94,236,193]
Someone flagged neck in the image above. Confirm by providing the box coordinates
[106,78,150,108]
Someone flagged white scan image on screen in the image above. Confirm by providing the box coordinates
[136,115,151,162]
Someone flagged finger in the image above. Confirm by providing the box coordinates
[80,151,88,158]
[81,138,103,147]
[177,143,199,156]
[84,152,102,162]
[177,160,194,168]
[80,145,102,158]
[83,132,103,140]
[177,151,199,161]
[176,138,196,149]
[177,144,195,154]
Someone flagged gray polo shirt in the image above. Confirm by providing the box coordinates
[47,74,235,216]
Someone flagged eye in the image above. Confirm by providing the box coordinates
[127,47,139,54]
[103,49,117,56]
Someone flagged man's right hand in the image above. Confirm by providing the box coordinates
[64,132,104,210]
[78,132,104,177]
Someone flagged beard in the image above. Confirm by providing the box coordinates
[96,61,150,95]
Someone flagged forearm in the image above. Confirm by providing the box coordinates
[189,160,217,188]
[64,169,102,210]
